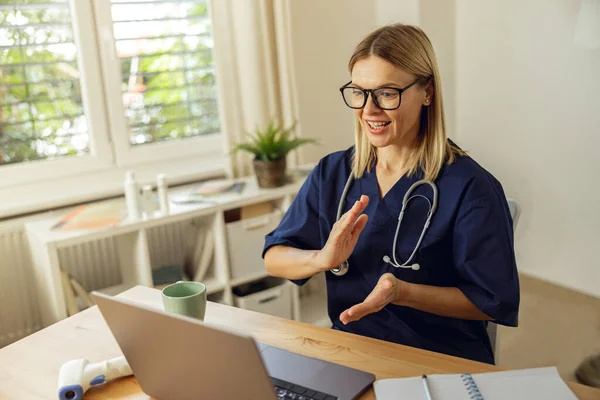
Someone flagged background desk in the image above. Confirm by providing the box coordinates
[0,286,598,400]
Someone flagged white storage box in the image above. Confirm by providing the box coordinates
[226,210,282,282]
[233,277,293,320]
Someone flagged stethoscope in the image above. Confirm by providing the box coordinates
[329,174,438,276]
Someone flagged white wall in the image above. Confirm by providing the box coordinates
[419,0,457,138]
[288,0,441,163]
[454,0,600,298]
[287,0,376,164]
[376,0,419,26]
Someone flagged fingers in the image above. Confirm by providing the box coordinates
[338,195,369,233]
[352,214,368,239]
[380,277,392,290]
[340,302,372,325]
[339,275,398,325]
[339,310,352,325]
[343,195,369,221]
[357,194,369,211]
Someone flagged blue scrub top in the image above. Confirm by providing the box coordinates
[263,147,519,364]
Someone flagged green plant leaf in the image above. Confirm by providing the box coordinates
[230,120,315,161]
[280,137,317,156]
[231,143,261,158]
[274,121,296,149]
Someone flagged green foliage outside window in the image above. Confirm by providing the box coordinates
[0,0,220,166]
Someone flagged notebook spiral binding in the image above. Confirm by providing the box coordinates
[460,373,484,400]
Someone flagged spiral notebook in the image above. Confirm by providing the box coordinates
[373,367,578,400]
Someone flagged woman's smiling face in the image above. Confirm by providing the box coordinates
[350,55,429,149]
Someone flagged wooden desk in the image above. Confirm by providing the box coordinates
[1,286,598,399]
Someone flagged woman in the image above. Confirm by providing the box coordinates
[262,24,519,365]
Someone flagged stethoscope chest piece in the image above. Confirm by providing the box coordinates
[330,260,349,276]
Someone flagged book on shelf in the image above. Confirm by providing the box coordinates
[52,201,126,231]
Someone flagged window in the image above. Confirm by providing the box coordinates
[111,0,219,146]
[0,0,113,189]
[0,0,88,165]
[0,0,224,214]
[96,0,223,165]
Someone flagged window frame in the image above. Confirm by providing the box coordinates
[0,0,114,189]
[92,0,224,167]
[0,0,228,217]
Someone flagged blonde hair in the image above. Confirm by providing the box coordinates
[349,24,464,180]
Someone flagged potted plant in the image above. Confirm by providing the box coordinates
[232,120,315,188]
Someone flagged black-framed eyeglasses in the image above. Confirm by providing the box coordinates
[339,79,420,110]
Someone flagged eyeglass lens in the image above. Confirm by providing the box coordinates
[341,87,401,110]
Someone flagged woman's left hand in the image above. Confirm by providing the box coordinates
[339,273,404,324]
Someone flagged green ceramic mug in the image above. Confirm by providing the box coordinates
[161,281,207,321]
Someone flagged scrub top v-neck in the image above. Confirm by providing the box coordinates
[263,147,519,364]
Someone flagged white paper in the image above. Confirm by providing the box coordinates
[373,367,578,400]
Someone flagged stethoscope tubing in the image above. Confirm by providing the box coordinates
[330,174,438,276]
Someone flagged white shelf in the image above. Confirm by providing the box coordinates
[201,276,227,295]
[25,175,304,248]
[154,276,226,295]
[86,274,226,301]
[22,167,325,327]
[97,282,137,297]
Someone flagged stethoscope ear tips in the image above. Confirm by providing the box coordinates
[384,256,421,271]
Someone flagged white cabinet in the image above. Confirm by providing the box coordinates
[24,171,330,329]
[226,210,283,284]
[233,277,293,320]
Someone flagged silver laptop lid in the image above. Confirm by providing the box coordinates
[92,292,276,400]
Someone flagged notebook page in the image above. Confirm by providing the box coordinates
[373,367,577,400]
[472,367,578,400]
[373,377,428,400]
[374,375,469,400]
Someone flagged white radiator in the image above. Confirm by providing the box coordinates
[0,219,196,348]
[0,225,41,348]
[57,221,194,292]
[146,220,190,271]
[57,238,123,292]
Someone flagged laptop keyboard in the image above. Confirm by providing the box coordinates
[270,377,338,400]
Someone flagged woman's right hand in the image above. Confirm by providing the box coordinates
[316,195,370,271]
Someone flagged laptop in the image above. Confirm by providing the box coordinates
[91,292,375,400]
